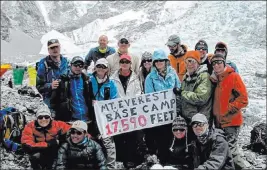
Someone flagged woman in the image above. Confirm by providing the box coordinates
[111,54,146,169]
[144,49,181,165]
[56,120,107,169]
[138,51,153,93]
[21,105,71,170]
[88,58,118,169]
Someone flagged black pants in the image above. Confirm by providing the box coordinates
[144,123,173,165]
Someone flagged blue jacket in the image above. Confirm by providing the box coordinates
[145,49,181,93]
[88,73,118,101]
[36,55,69,106]
[85,46,116,66]
[226,60,239,73]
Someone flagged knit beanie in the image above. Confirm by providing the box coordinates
[185,50,201,64]
[195,39,208,52]
[214,42,228,58]
[172,116,187,131]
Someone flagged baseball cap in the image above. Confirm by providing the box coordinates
[71,120,88,132]
[36,105,51,118]
[120,54,131,61]
[71,56,84,64]
[119,38,129,44]
[190,113,208,125]
[47,39,60,48]
[166,35,181,46]
[95,58,108,68]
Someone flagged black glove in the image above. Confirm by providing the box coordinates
[47,139,58,148]
[173,87,182,95]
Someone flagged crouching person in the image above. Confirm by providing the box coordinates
[56,120,107,169]
[21,105,71,170]
[167,116,194,170]
[190,113,235,170]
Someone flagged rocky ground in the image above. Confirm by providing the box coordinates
[0,71,266,169]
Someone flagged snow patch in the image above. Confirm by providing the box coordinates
[35,1,51,27]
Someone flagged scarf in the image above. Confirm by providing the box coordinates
[96,75,107,84]
[197,128,209,144]
[98,47,107,54]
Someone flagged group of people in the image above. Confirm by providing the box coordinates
[20,34,249,170]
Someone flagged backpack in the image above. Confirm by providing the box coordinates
[0,107,27,152]
[248,122,267,154]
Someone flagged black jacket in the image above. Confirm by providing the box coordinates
[56,137,107,169]
[191,128,235,170]
[50,72,94,122]
[201,57,213,75]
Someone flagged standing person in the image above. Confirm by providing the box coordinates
[36,39,69,112]
[195,39,213,75]
[214,41,239,73]
[190,113,235,170]
[110,54,145,169]
[84,35,116,70]
[173,51,213,125]
[167,116,194,169]
[145,49,181,165]
[50,56,93,122]
[166,34,188,82]
[21,105,71,170]
[138,51,153,93]
[88,58,118,169]
[210,53,249,170]
[56,120,107,169]
[106,38,140,76]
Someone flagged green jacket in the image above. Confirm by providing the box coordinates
[181,65,213,123]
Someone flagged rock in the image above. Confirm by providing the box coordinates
[255,71,267,78]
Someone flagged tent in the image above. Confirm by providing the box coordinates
[39,30,85,56]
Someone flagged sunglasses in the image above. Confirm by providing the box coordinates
[37,115,50,120]
[215,49,225,52]
[185,59,197,64]
[143,59,152,63]
[211,60,224,66]
[96,64,107,69]
[154,59,166,63]
[72,63,84,68]
[119,39,129,44]
[173,129,186,132]
[192,122,205,128]
[70,129,83,135]
[196,47,207,51]
[49,46,59,50]
[120,60,131,64]
[168,45,177,48]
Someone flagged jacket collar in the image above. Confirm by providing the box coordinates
[210,66,234,83]
[183,64,208,82]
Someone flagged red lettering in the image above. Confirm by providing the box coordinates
[112,121,118,133]
[138,115,147,127]
[130,117,137,129]
[121,119,129,131]
[105,124,112,136]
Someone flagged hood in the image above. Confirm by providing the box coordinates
[152,49,168,61]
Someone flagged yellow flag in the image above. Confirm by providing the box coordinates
[28,66,37,86]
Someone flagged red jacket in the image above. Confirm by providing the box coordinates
[211,66,248,128]
[21,120,71,151]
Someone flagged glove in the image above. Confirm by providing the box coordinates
[173,87,182,95]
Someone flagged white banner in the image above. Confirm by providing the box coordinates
[94,89,177,138]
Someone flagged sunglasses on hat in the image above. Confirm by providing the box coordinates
[120,60,131,64]
[70,129,84,135]
[211,60,224,66]
[173,129,186,132]
[37,115,50,120]
[192,122,205,128]
[96,64,107,69]
[72,63,84,68]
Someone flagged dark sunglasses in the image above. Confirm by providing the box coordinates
[37,115,50,120]
[196,47,207,51]
[49,46,59,50]
[192,122,205,128]
[96,64,107,69]
[70,129,83,135]
[211,60,224,66]
[72,63,84,68]
[120,39,129,44]
[215,49,225,52]
[154,59,166,63]
[173,129,186,132]
[120,60,131,64]
[185,59,197,64]
[143,59,152,63]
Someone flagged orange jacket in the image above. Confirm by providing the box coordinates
[21,120,71,151]
[168,44,188,82]
[211,66,248,128]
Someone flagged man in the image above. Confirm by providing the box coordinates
[166,34,188,82]
[190,113,235,170]
[56,120,107,169]
[173,51,213,125]
[36,39,69,111]
[106,38,140,76]
[195,39,213,75]
[21,105,71,170]
[84,35,116,70]
[210,53,249,170]
[50,56,93,122]
[214,42,239,73]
